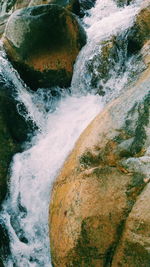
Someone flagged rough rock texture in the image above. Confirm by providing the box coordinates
[127,3,150,54]
[3,5,86,89]
[49,51,150,265]
[112,183,150,267]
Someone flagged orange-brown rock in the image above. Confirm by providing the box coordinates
[49,54,150,265]
[112,183,150,267]
[3,5,86,89]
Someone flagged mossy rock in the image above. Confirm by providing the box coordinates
[3,4,86,89]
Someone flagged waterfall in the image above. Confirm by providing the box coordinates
[71,0,141,98]
[0,0,144,266]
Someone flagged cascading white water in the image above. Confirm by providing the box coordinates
[0,0,145,266]
[71,0,142,98]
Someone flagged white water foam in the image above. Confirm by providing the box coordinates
[1,91,102,266]
[0,0,146,266]
[72,0,140,95]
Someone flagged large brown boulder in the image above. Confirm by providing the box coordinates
[0,0,80,38]
[49,50,150,265]
[3,5,86,89]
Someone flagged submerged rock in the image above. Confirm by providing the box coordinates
[85,37,120,95]
[3,5,86,89]
[49,51,150,265]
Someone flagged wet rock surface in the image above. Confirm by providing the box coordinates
[0,67,33,204]
[50,52,150,266]
[3,4,86,89]
[127,3,150,54]
[79,0,96,17]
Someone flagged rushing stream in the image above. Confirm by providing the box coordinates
[0,0,144,266]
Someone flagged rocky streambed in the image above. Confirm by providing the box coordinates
[0,0,150,266]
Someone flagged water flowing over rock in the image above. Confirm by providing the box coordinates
[49,49,150,266]
[0,0,149,266]
[3,4,86,89]
[79,0,96,17]
[71,1,150,96]
[0,51,35,204]
[0,76,19,204]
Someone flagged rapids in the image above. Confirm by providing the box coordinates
[0,0,145,266]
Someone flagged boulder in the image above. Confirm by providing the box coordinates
[28,0,80,15]
[127,3,150,54]
[112,183,150,267]
[49,52,150,265]
[3,5,86,89]
[13,0,80,15]
[0,0,80,37]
